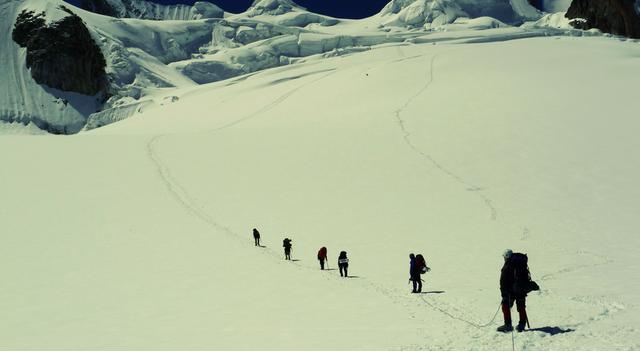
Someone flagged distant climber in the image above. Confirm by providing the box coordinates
[338,251,349,277]
[283,238,292,260]
[317,247,328,270]
[253,228,261,246]
[409,253,429,293]
[497,249,540,333]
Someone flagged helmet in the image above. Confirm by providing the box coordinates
[503,249,513,260]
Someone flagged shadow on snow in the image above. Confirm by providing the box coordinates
[528,326,575,335]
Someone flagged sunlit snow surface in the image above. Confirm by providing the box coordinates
[0,0,563,132]
[2,0,640,350]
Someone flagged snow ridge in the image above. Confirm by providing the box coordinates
[379,0,542,27]
[247,0,304,16]
[380,0,469,27]
[91,0,224,20]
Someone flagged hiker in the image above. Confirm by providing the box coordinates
[338,251,349,277]
[283,238,292,260]
[410,253,429,293]
[253,228,261,246]
[497,249,540,333]
[317,247,328,270]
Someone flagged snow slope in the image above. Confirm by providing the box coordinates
[0,0,570,134]
[2,29,640,351]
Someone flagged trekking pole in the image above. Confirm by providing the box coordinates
[526,315,531,329]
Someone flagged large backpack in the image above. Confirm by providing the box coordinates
[510,253,539,294]
[415,254,428,274]
[338,251,348,264]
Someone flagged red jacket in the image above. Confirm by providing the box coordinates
[317,247,327,260]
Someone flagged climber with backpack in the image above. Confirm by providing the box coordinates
[409,253,429,293]
[497,249,540,333]
[283,238,292,260]
[338,251,349,277]
[317,247,328,270]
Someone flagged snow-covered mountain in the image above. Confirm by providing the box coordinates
[80,0,224,20]
[0,0,630,134]
[353,0,541,28]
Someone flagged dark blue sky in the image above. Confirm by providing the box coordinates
[213,0,391,18]
[69,0,393,19]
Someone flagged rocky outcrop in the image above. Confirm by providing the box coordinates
[12,9,108,95]
[566,0,640,38]
[80,0,224,20]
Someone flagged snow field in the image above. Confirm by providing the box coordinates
[2,28,640,351]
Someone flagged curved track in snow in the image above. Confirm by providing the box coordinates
[392,52,498,221]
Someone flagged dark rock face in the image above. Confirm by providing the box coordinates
[12,9,108,95]
[566,0,640,38]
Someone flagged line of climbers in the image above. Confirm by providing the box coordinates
[317,247,350,277]
[251,228,540,332]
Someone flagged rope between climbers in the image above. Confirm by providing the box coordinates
[419,295,501,329]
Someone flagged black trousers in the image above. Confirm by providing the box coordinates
[284,248,291,260]
[319,258,325,270]
[411,275,422,292]
[339,263,348,277]
[254,237,260,246]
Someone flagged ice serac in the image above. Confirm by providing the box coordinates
[566,0,640,38]
[80,0,224,20]
[379,0,541,27]
[379,0,468,27]
[246,0,304,16]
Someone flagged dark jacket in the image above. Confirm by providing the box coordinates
[500,253,530,296]
[409,257,420,277]
[500,260,515,297]
[253,229,260,239]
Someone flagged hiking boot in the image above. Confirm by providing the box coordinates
[516,321,526,332]
[497,324,513,333]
